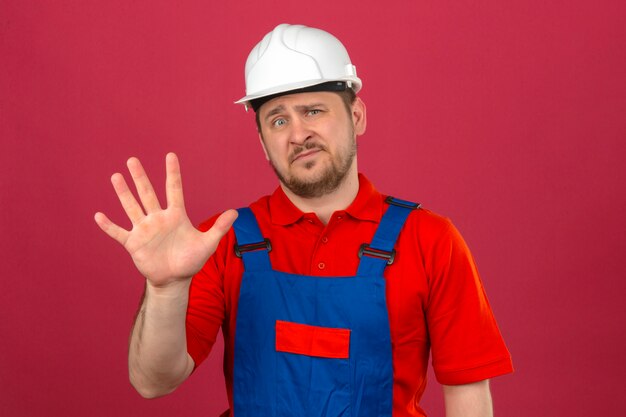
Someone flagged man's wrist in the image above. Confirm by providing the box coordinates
[145,278,192,297]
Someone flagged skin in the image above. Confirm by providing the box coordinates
[256,91,366,223]
[444,380,493,417]
[94,153,237,397]
[95,92,495,414]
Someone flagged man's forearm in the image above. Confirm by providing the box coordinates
[128,279,194,398]
[443,380,493,417]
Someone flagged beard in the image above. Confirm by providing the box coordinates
[268,133,357,199]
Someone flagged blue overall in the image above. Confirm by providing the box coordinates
[232,197,419,417]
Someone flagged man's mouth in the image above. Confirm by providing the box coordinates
[291,148,322,164]
[290,143,326,164]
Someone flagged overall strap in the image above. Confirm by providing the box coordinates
[357,197,421,276]
[232,207,272,272]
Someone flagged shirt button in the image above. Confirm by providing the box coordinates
[321,236,329,244]
[318,262,326,270]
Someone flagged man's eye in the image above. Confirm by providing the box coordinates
[308,109,321,116]
[273,118,287,127]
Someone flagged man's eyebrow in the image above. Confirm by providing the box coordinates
[264,105,285,122]
[263,102,327,122]
[294,103,326,112]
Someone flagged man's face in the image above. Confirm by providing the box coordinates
[257,91,366,199]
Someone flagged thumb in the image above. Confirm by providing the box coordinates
[201,209,238,251]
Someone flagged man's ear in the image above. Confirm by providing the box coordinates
[258,133,269,160]
[352,97,367,136]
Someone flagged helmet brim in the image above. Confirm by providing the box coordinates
[235,77,362,106]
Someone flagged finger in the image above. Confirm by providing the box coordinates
[94,212,130,245]
[111,173,145,224]
[127,157,162,214]
[201,209,238,251]
[165,152,185,209]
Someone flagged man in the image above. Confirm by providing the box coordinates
[95,24,512,417]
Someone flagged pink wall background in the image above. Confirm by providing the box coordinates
[2,1,625,416]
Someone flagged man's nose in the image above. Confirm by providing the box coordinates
[289,117,313,145]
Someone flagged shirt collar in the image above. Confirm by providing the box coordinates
[269,173,383,226]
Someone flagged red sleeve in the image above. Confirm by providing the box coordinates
[185,214,229,369]
[425,220,513,385]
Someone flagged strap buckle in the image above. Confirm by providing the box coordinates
[358,243,396,265]
[234,239,272,258]
[385,196,421,210]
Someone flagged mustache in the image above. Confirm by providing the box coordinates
[289,141,326,163]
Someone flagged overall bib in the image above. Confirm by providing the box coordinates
[232,197,419,417]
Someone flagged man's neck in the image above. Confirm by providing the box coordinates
[281,168,359,225]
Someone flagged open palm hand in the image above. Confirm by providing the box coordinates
[95,153,237,287]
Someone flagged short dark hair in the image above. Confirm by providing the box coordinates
[255,88,357,133]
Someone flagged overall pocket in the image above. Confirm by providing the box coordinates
[275,320,352,417]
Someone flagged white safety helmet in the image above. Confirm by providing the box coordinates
[235,24,362,112]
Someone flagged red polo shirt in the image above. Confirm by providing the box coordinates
[186,174,513,417]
